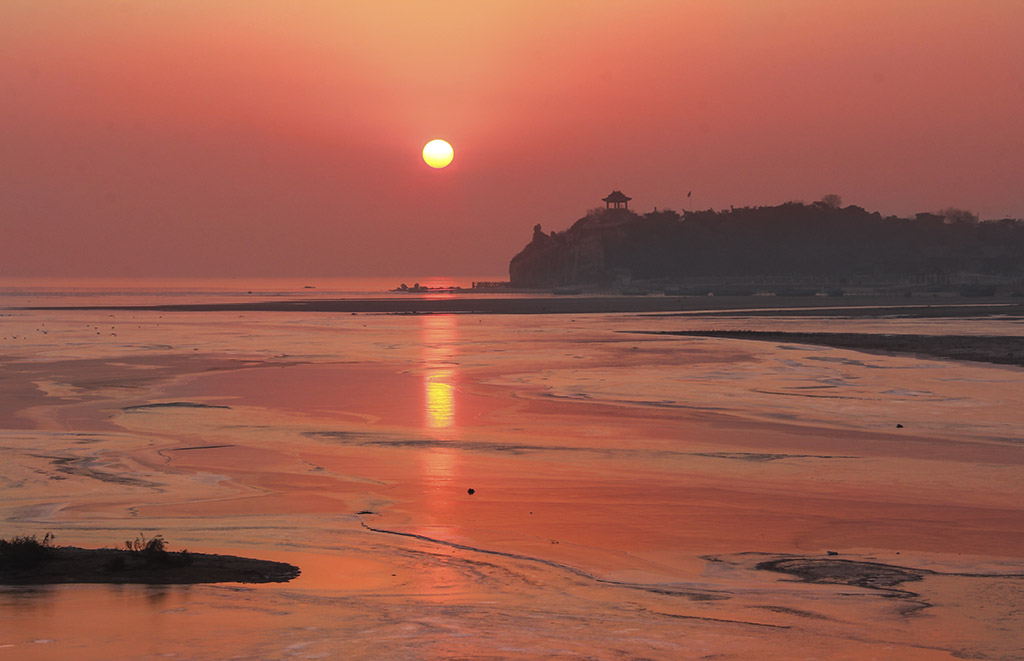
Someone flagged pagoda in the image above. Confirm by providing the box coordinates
[602,190,631,210]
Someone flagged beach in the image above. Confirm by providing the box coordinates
[1,288,1023,659]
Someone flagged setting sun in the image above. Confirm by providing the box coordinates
[422,139,454,169]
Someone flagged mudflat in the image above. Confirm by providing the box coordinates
[1,299,1022,658]
[648,330,1024,367]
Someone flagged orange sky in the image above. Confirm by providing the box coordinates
[2,1,1023,278]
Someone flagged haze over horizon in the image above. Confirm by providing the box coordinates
[3,1,1023,278]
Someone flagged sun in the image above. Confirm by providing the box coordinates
[422,139,454,169]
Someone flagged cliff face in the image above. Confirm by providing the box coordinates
[508,203,1024,288]
[509,211,633,287]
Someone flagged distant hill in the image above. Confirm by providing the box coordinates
[508,202,1024,289]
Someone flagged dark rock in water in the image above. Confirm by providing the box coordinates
[827,550,839,556]
[122,402,230,412]
[756,557,927,591]
[896,423,904,428]
[467,488,475,495]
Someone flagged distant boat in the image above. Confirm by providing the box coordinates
[552,287,582,295]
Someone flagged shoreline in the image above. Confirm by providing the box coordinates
[15,294,1024,316]
[647,330,1024,367]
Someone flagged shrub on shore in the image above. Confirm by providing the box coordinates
[0,532,55,569]
[124,533,192,568]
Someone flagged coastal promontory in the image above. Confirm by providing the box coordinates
[509,198,1024,289]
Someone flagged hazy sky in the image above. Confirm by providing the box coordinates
[3,1,1023,278]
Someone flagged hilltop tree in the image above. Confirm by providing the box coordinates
[941,207,979,225]
[819,194,842,209]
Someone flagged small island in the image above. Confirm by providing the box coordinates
[0,533,299,585]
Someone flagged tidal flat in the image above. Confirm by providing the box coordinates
[1,291,1023,659]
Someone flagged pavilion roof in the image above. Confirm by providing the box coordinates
[602,190,632,202]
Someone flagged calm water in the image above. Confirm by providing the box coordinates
[0,276,511,307]
[1,281,1022,659]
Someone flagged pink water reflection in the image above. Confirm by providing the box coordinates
[413,315,466,596]
[420,314,459,435]
[418,314,461,514]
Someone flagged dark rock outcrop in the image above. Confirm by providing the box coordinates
[509,209,637,287]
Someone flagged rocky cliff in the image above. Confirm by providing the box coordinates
[509,209,636,287]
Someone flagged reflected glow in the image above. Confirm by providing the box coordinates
[421,315,459,435]
[425,372,455,429]
[421,448,457,492]
[418,315,462,559]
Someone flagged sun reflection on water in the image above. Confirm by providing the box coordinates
[418,314,462,514]
[421,314,459,435]
[425,372,455,429]
[421,448,457,492]
[416,315,465,597]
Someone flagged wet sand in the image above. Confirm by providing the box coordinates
[649,330,1024,367]
[0,304,1022,658]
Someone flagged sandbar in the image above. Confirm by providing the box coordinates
[646,330,1024,367]
[0,545,300,585]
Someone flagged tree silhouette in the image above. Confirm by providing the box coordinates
[820,194,842,209]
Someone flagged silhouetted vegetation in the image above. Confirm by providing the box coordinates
[124,533,192,567]
[0,533,296,584]
[0,533,55,570]
[819,194,842,209]
[509,202,1024,287]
